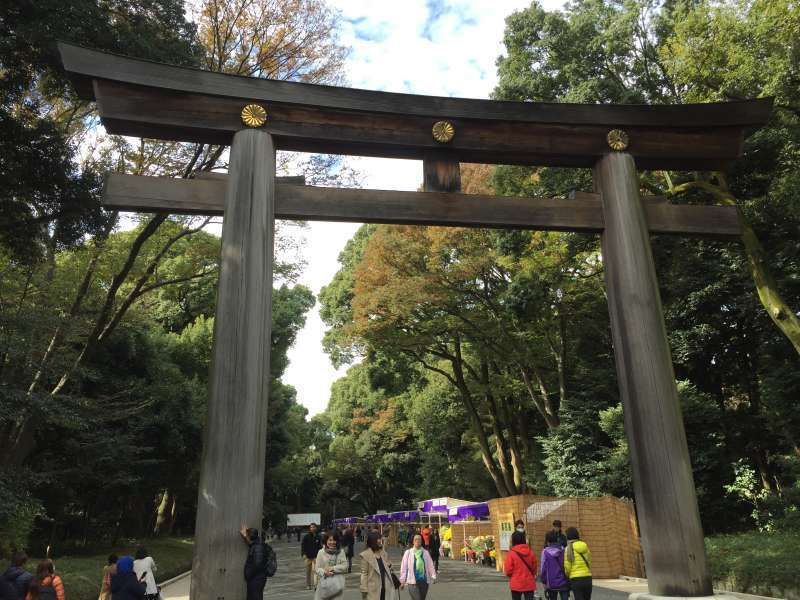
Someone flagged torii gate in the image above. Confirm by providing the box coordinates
[59,43,771,600]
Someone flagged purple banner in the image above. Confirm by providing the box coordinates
[419,498,450,513]
[448,502,490,520]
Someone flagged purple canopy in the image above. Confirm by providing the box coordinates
[389,510,420,522]
[367,513,391,523]
[448,502,490,521]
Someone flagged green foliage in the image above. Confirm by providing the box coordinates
[0,470,44,557]
[0,216,315,546]
[484,0,800,534]
[0,0,201,263]
[312,361,424,515]
[539,394,613,498]
[706,530,800,598]
[318,225,375,367]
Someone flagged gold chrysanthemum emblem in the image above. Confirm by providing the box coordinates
[432,120,455,143]
[606,129,629,151]
[241,104,267,128]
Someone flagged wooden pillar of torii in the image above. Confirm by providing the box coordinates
[59,42,772,600]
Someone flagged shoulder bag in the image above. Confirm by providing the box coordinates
[511,550,538,580]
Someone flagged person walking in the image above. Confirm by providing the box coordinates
[540,532,569,600]
[110,557,144,600]
[399,535,436,600]
[25,560,65,600]
[544,521,567,549]
[98,555,118,600]
[564,528,592,600]
[420,526,431,550]
[428,529,441,574]
[314,531,348,600]
[302,523,323,590]
[132,548,157,600]
[3,552,33,600]
[359,531,398,600]
[343,527,356,574]
[503,531,537,600]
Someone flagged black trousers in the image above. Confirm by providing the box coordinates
[511,592,534,600]
[546,589,570,600]
[571,577,592,600]
[245,575,266,600]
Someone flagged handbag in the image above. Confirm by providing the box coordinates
[317,575,344,599]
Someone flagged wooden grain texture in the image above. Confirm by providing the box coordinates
[59,43,772,126]
[190,130,275,600]
[102,173,741,237]
[89,78,751,170]
[423,155,461,192]
[57,43,772,170]
[595,152,713,597]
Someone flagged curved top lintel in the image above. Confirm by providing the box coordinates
[58,42,773,128]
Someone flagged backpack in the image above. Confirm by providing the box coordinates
[261,543,277,578]
[36,583,56,600]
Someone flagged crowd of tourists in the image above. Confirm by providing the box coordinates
[2,518,591,600]
[297,522,437,600]
[287,517,590,600]
[0,548,160,600]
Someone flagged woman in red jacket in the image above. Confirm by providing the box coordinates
[503,531,538,600]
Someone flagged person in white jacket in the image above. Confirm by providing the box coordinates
[132,548,157,600]
[314,532,348,600]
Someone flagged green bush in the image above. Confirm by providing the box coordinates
[0,469,44,558]
[0,537,193,600]
[707,530,800,599]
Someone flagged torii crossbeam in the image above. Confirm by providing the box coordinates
[59,42,772,600]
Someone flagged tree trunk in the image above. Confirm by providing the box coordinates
[27,215,118,398]
[450,343,510,497]
[500,396,525,491]
[154,489,171,535]
[520,366,560,427]
[481,359,518,494]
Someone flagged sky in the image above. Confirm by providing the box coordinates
[281,0,565,417]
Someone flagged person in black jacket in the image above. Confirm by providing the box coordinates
[110,557,145,600]
[342,528,355,574]
[429,528,441,573]
[301,523,322,590]
[240,527,269,600]
[0,576,17,600]
[2,552,34,600]
[544,520,568,549]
